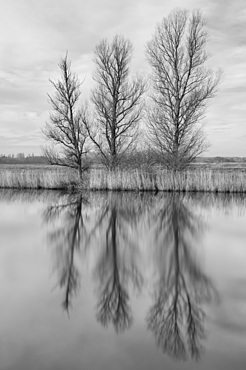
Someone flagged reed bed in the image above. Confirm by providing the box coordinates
[89,168,246,193]
[1,165,246,192]
[0,167,79,190]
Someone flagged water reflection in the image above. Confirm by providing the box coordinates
[147,194,218,360]
[44,192,145,330]
[90,194,145,333]
[2,189,246,368]
[44,193,90,311]
[41,191,221,360]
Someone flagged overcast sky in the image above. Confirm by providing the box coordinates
[0,0,245,156]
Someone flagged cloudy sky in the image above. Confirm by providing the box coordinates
[0,0,245,156]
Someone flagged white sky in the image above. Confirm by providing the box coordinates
[0,0,245,156]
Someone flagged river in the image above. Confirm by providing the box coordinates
[0,190,246,369]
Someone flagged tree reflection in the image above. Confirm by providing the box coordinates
[44,193,90,311]
[44,191,146,328]
[147,194,218,360]
[91,194,144,333]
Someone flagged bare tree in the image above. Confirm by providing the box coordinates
[146,9,221,170]
[85,35,146,169]
[43,54,90,180]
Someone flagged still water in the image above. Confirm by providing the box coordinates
[0,190,246,370]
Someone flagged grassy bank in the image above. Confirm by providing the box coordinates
[89,168,246,192]
[0,165,78,190]
[1,165,246,193]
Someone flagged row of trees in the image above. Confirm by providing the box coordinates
[43,9,221,178]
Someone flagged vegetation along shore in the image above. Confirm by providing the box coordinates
[1,163,246,193]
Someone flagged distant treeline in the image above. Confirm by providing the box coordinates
[0,153,246,166]
[193,157,246,163]
[0,156,49,165]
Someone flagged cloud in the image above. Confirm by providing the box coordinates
[0,0,245,156]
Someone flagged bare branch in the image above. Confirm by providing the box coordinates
[146,9,221,170]
[43,53,90,180]
[86,35,146,169]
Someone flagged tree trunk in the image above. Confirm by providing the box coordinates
[78,163,83,181]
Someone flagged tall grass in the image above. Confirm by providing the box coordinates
[0,167,79,190]
[89,168,246,193]
[1,165,246,192]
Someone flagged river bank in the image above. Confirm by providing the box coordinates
[0,165,246,193]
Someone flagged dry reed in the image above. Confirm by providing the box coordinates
[1,166,246,193]
[0,168,79,190]
[88,168,246,193]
